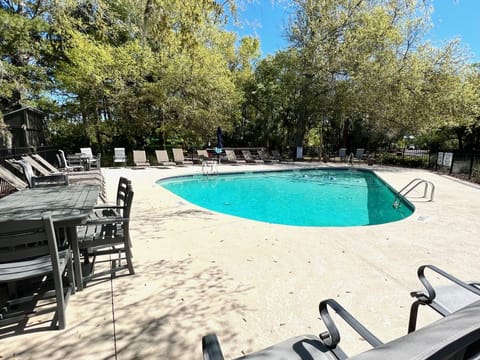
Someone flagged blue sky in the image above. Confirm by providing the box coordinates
[228,0,480,62]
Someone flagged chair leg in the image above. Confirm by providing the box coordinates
[408,300,421,333]
[51,265,66,330]
[125,244,135,275]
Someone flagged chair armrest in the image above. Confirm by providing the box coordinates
[319,299,383,349]
[86,217,129,225]
[410,264,480,302]
[94,204,123,209]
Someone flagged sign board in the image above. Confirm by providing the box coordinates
[437,152,444,165]
[443,152,453,167]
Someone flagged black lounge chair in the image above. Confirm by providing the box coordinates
[408,264,480,332]
[203,298,480,360]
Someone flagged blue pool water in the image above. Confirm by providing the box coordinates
[158,168,414,227]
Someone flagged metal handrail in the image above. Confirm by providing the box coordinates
[398,178,435,202]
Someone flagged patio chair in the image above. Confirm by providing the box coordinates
[155,150,176,166]
[225,149,245,164]
[76,183,134,285]
[133,150,150,167]
[113,147,127,166]
[355,149,365,161]
[408,264,480,332]
[339,148,347,161]
[93,177,131,217]
[242,150,263,164]
[0,216,75,330]
[80,147,101,169]
[203,298,480,360]
[57,150,85,172]
[172,148,193,165]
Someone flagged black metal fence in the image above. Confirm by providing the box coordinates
[435,151,480,183]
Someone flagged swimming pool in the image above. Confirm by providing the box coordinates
[158,168,414,226]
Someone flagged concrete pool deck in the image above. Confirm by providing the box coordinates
[1,162,479,359]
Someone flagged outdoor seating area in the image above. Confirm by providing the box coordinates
[202,264,480,359]
[0,163,478,358]
[0,153,136,334]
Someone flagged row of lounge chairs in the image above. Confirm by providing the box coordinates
[115,148,283,167]
[203,264,480,359]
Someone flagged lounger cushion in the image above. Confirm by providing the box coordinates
[417,284,480,313]
[235,335,338,360]
[349,300,480,360]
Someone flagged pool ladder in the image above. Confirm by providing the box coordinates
[397,178,435,202]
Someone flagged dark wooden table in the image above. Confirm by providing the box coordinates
[0,184,100,290]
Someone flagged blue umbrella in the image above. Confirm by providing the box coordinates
[215,127,223,154]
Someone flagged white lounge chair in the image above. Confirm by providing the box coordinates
[155,150,176,166]
[133,150,150,167]
[114,147,127,166]
[172,148,193,165]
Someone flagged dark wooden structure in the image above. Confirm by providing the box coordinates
[3,106,46,148]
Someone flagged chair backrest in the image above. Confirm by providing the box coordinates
[197,150,209,159]
[155,150,170,162]
[22,155,52,176]
[271,150,282,160]
[355,149,364,160]
[57,150,68,168]
[31,153,59,173]
[133,150,147,163]
[172,148,185,162]
[116,177,131,207]
[225,149,237,161]
[114,148,126,162]
[0,216,58,264]
[339,148,347,159]
[242,150,254,161]
[0,164,28,190]
[80,147,93,159]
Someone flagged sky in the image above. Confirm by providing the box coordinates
[228,0,480,62]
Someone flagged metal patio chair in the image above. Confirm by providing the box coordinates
[0,216,75,330]
[155,150,176,166]
[133,150,150,167]
[408,264,480,332]
[203,298,480,360]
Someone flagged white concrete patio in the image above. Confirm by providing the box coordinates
[1,162,479,359]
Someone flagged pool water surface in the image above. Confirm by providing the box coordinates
[158,168,414,227]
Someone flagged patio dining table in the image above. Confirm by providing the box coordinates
[0,183,100,290]
[68,153,91,171]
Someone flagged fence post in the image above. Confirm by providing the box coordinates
[468,151,474,179]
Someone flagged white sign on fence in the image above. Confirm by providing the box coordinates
[437,152,444,165]
[443,152,453,167]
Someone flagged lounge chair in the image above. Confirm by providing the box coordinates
[203,297,480,360]
[80,147,101,169]
[225,149,245,164]
[355,149,365,161]
[408,264,480,332]
[258,149,279,164]
[133,150,150,167]
[0,163,28,191]
[113,147,127,166]
[155,150,176,166]
[172,148,193,165]
[271,150,283,162]
[339,148,347,162]
[0,216,75,330]
[242,150,263,164]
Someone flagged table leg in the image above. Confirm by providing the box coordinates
[68,226,84,291]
